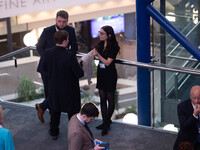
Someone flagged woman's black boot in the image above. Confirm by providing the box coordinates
[101,120,110,136]
[96,123,104,129]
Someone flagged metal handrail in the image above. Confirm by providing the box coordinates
[1,46,200,76]
[166,55,198,62]
[117,60,200,75]
[0,46,36,61]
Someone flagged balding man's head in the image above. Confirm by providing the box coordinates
[190,85,200,105]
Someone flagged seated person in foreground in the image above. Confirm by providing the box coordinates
[0,105,15,150]
[174,85,200,150]
[68,102,105,150]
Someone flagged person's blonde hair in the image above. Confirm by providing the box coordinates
[0,105,3,120]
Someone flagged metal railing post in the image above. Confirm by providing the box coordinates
[136,0,153,126]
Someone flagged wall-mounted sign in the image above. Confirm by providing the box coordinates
[0,0,106,18]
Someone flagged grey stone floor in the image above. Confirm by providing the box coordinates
[1,101,177,150]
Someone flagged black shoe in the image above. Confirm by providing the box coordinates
[96,124,104,130]
[101,123,110,136]
[48,130,58,140]
[101,129,108,136]
[97,120,112,130]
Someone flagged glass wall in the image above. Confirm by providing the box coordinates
[152,0,200,131]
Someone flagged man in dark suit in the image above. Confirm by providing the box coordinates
[36,10,78,123]
[43,30,83,139]
[174,85,200,150]
[68,102,104,150]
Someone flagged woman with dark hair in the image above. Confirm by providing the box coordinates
[91,25,120,136]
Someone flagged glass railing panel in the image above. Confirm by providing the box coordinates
[79,62,138,124]
[165,60,199,96]
[0,48,139,125]
[0,49,42,103]
[153,68,200,131]
[1,47,200,132]
[165,61,199,96]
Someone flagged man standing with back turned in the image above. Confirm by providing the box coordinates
[43,30,83,139]
[174,85,200,150]
[36,10,78,123]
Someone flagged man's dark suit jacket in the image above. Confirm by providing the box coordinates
[173,99,199,150]
[68,115,95,150]
[43,46,83,113]
[37,25,78,73]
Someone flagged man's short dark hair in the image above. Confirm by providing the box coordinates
[56,10,69,19]
[54,30,69,44]
[80,102,99,117]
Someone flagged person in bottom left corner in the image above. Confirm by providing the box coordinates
[0,105,15,150]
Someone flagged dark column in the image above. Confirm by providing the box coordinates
[160,0,166,102]
[136,0,152,126]
[6,18,13,53]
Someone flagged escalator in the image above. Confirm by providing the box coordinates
[161,1,200,102]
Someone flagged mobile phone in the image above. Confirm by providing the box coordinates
[99,142,110,147]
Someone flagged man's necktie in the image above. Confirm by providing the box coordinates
[85,124,93,138]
